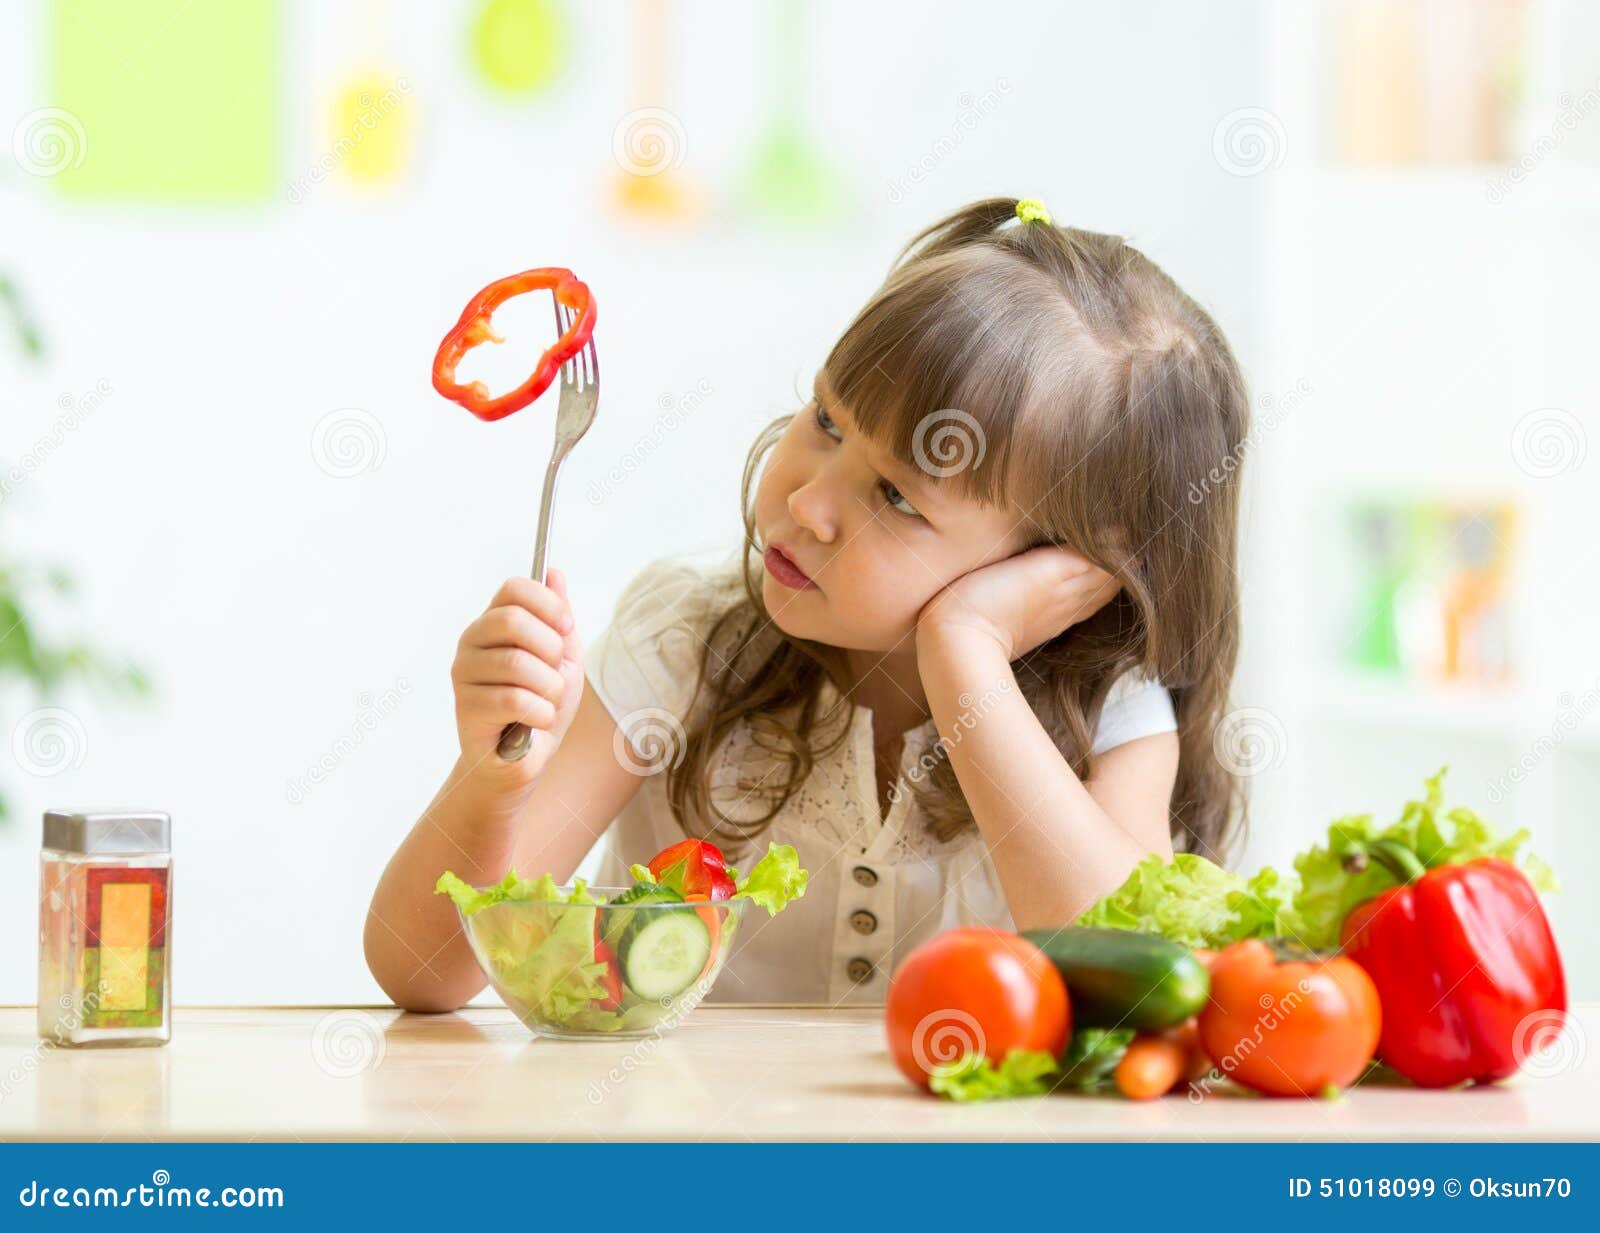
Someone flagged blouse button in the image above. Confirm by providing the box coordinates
[851,865,878,888]
[845,957,875,983]
[849,909,877,935]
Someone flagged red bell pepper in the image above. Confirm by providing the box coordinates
[647,839,736,901]
[590,914,623,1010]
[682,892,722,983]
[431,267,596,422]
[1339,841,1567,1089]
[593,938,624,1011]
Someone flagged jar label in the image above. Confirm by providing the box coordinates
[82,867,169,1028]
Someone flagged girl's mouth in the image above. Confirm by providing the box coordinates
[763,545,818,591]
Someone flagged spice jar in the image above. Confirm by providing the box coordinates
[37,809,172,1048]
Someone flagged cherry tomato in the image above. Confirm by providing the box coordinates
[886,927,1070,1089]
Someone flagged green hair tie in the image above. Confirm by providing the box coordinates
[1015,197,1052,225]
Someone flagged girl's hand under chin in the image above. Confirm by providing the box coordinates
[915,545,1121,661]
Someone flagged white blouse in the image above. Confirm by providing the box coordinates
[577,556,1177,1006]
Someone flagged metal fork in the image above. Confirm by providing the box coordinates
[496,292,600,761]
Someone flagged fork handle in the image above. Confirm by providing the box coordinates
[497,453,567,762]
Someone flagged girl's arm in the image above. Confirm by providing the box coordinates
[916,624,1177,931]
[364,573,645,1012]
[364,688,645,1011]
[914,546,1179,932]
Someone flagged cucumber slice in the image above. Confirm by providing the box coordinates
[613,883,684,906]
[618,908,712,1001]
[602,884,684,951]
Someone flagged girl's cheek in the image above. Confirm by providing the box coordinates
[853,547,927,617]
[760,449,809,510]
[754,462,795,524]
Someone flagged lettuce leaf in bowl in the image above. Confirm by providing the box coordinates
[435,871,614,1028]
[732,842,808,915]
[435,869,605,915]
[471,897,612,1023]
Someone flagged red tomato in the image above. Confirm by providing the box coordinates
[886,927,1070,1089]
[1197,939,1381,1097]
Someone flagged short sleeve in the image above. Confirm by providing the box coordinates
[584,557,731,771]
[1091,670,1176,755]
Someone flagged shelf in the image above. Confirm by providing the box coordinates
[1308,673,1600,751]
[1275,164,1600,220]
[1309,673,1535,739]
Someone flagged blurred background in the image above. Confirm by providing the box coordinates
[1,0,1595,1005]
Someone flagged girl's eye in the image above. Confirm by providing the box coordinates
[882,481,920,517]
[810,402,918,516]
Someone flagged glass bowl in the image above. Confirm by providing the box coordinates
[457,888,746,1039]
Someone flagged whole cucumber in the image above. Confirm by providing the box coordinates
[1021,926,1209,1031]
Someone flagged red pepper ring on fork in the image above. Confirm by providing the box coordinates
[431,267,596,422]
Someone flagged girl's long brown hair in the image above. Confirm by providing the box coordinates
[667,197,1250,863]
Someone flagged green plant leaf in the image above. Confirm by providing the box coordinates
[928,1049,1059,1101]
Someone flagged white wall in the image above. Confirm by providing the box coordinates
[5,0,1267,1003]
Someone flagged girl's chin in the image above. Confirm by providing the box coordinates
[763,571,811,607]
[761,584,907,652]
[763,575,824,628]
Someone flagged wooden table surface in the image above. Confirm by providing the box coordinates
[2,1004,1595,1142]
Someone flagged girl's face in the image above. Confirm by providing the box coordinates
[753,375,1033,653]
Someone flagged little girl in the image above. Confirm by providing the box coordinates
[367,196,1249,1010]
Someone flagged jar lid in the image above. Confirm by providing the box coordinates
[43,809,170,855]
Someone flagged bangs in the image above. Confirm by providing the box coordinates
[820,250,1107,513]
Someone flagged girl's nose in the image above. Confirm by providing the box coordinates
[787,476,838,544]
